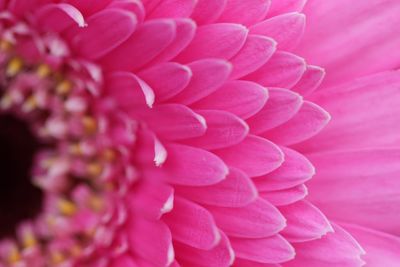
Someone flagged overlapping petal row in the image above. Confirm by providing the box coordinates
[2,0,400,267]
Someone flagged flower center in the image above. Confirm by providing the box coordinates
[0,114,44,239]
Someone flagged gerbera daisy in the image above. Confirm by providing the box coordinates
[0,0,399,267]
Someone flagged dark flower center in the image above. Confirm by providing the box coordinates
[0,114,43,239]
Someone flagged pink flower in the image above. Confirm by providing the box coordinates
[0,0,399,267]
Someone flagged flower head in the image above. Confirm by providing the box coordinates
[0,0,400,267]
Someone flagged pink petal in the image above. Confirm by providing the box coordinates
[260,184,308,206]
[63,0,112,15]
[175,23,248,63]
[192,80,268,120]
[135,104,206,140]
[234,259,279,267]
[207,198,285,238]
[297,71,400,152]
[229,34,277,79]
[110,255,137,267]
[126,180,174,220]
[245,51,306,88]
[148,18,196,65]
[127,219,174,267]
[344,223,400,267]
[191,0,227,25]
[8,0,38,16]
[267,0,307,17]
[254,146,315,191]
[291,65,325,96]
[138,62,192,102]
[214,135,284,177]
[163,197,220,250]
[175,167,257,207]
[231,235,295,263]
[161,144,228,186]
[284,223,365,267]
[247,88,303,134]
[295,0,400,86]
[306,149,400,235]
[217,0,271,26]
[174,232,234,267]
[107,0,145,23]
[68,8,137,60]
[100,19,176,71]
[35,3,85,32]
[250,12,305,50]
[104,71,154,110]
[141,0,162,13]
[263,101,330,146]
[182,110,249,150]
[279,200,333,243]
[171,59,232,105]
[147,0,196,19]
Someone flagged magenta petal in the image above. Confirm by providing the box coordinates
[63,0,112,15]
[192,80,268,120]
[107,0,145,23]
[69,8,137,60]
[128,218,174,266]
[191,0,227,25]
[263,101,330,145]
[100,19,176,71]
[171,59,232,105]
[163,197,220,250]
[260,184,308,206]
[136,104,206,140]
[147,0,196,19]
[298,71,400,152]
[248,88,303,134]
[229,34,277,79]
[174,232,234,267]
[279,200,333,243]
[245,51,306,88]
[251,12,305,50]
[254,147,315,191]
[292,65,325,96]
[138,63,192,102]
[231,235,295,264]
[296,0,400,86]
[110,255,137,267]
[148,18,196,65]
[175,23,248,63]
[267,0,307,17]
[284,224,365,267]
[217,0,271,26]
[344,223,400,267]
[35,3,85,32]
[162,144,228,186]
[214,135,284,177]
[126,180,174,220]
[306,149,400,235]
[207,198,286,238]
[175,167,257,208]
[183,110,249,150]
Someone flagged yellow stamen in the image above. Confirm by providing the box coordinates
[51,251,65,264]
[0,94,13,110]
[69,143,82,156]
[7,58,23,76]
[56,80,72,96]
[102,148,117,162]
[22,95,38,112]
[0,39,12,51]
[87,161,103,177]
[70,244,82,258]
[89,195,104,212]
[7,248,21,264]
[82,116,97,135]
[58,199,77,216]
[37,64,51,78]
[23,233,37,248]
